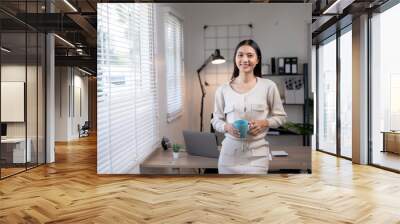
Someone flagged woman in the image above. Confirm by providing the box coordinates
[211,39,287,174]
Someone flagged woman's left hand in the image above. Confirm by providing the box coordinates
[248,120,269,136]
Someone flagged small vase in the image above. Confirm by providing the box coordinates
[172,152,179,159]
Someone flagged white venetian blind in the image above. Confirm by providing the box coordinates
[97,3,158,174]
[165,12,184,122]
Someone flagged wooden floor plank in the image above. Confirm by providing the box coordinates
[0,135,400,223]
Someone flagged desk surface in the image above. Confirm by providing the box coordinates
[269,146,311,171]
[381,131,400,134]
[141,146,311,171]
[141,149,218,169]
[1,138,26,143]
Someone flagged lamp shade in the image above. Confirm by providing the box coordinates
[211,49,226,64]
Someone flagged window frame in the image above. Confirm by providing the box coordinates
[315,23,353,160]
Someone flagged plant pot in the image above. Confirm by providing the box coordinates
[172,152,179,159]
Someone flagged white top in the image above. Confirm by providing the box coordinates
[211,77,287,141]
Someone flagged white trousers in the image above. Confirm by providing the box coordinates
[218,137,270,174]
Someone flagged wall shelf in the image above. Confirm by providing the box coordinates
[265,63,311,146]
[262,74,303,77]
[267,133,303,136]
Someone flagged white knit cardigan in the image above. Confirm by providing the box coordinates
[211,77,287,141]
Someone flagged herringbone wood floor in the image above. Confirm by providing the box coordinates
[1,135,400,224]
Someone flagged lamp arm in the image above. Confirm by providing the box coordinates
[197,71,205,96]
[196,55,213,132]
[196,55,213,74]
[196,54,213,96]
[197,70,206,132]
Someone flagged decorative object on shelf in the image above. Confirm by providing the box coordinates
[278,57,285,74]
[271,57,276,74]
[291,57,298,74]
[276,57,299,75]
[161,136,172,150]
[284,58,291,74]
[172,143,182,159]
[197,49,226,132]
[284,77,304,104]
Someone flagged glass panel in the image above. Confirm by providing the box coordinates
[38,33,46,165]
[0,1,46,179]
[317,36,337,154]
[1,31,27,178]
[340,29,352,158]
[371,3,400,171]
[27,31,38,169]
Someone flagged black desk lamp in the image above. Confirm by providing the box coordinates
[196,49,226,132]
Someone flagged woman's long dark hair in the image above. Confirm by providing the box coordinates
[231,39,262,80]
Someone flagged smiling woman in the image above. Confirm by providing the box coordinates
[211,39,287,174]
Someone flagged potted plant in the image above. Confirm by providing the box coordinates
[172,144,181,159]
[282,122,313,135]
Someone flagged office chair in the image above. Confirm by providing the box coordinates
[79,121,90,138]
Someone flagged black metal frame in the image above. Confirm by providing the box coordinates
[336,21,341,158]
[367,10,373,165]
[303,63,310,146]
[0,0,47,180]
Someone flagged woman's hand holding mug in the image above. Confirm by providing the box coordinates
[248,120,269,136]
[224,123,240,138]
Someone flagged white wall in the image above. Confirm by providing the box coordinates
[55,67,89,141]
[1,63,46,163]
[181,3,312,133]
[1,65,42,137]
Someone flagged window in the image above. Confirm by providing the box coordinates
[339,27,352,158]
[371,2,400,170]
[317,36,337,154]
[165,12,184,122]
[97,3,158,174]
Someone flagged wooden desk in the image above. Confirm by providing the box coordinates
[140,149,218,174]
[1,138,32,164]
[269,146,311,173]
[382,131,400,154]
[141,146,311,174]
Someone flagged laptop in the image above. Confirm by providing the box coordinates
[182,130,220,158]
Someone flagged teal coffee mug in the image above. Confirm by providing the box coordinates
[233,119,249,138]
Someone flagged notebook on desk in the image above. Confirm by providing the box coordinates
[271,150,288,157]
